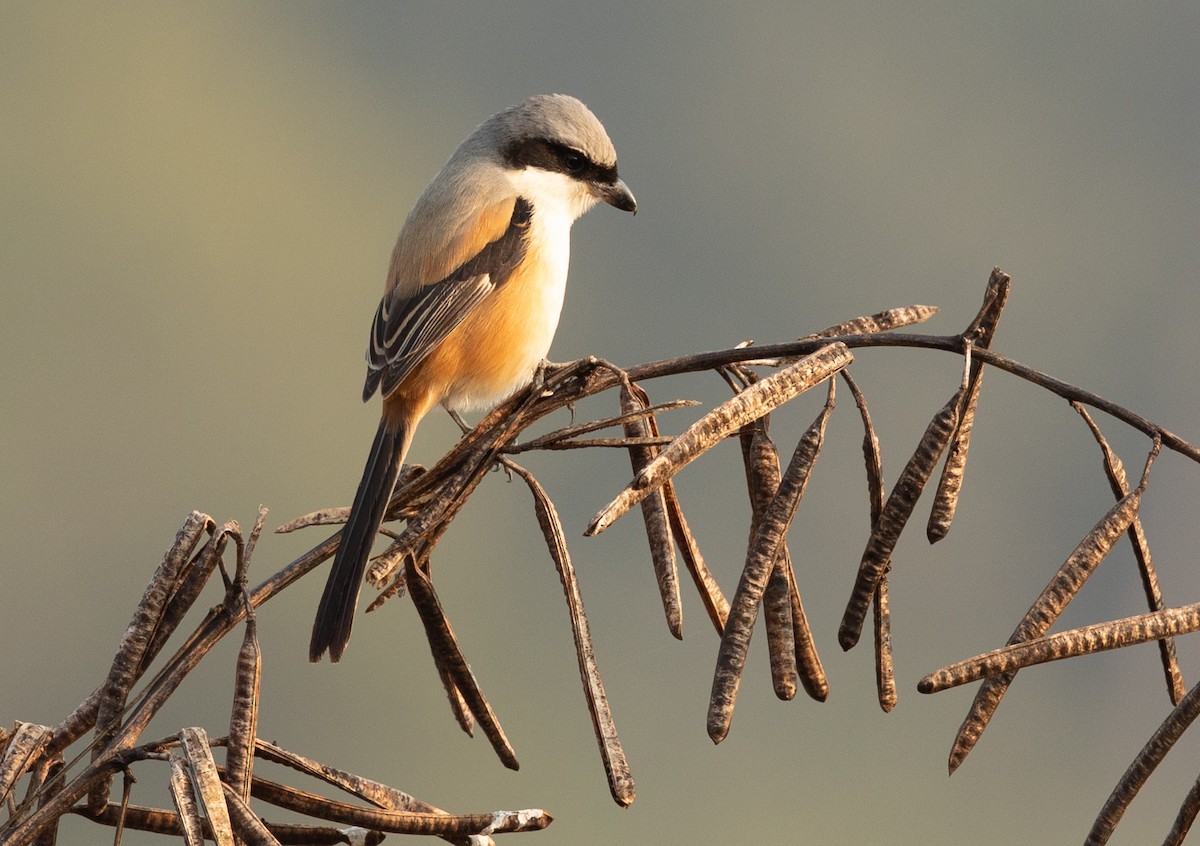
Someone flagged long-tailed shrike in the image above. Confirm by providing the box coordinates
[310,94,637,662]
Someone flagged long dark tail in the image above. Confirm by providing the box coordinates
[310,419,409,662]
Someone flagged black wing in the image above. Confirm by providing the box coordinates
[363,198,533,401]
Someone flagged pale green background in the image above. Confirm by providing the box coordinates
[4,3,1200,844]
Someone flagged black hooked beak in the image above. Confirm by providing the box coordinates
[597,177,637,214]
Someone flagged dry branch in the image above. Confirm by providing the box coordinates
[12,270,1200,844]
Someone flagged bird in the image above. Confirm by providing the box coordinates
[310,94,637,662]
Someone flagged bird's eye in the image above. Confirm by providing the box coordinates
[562,150,586,174]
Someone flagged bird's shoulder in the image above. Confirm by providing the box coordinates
[387,163,523,294]
[363,177,534,401]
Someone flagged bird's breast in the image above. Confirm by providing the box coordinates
[425,210,572,413]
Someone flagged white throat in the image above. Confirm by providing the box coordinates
[508,167,600,224]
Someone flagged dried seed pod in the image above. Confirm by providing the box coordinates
[841,371,894,708]
[764,539,799,700]
[368,455,495,590]
[962,267,1012,344]
[143,532,225,668]
[221,782,282,846]
[1164,774,1200,846]
[167,749,205,846]
[179,727,235,846]
[809,305,940,339]
[873,571,897,712]
[508,398,698,453]
[508,458,635,808]
[740,420,775,517]
[920,602,1200,693]
[0,723,52,806]
[621,382,682,639]
[276,468,427,533]
[233,506,268,585]
[927,272,1009,543]
[224,512,265,807]
[364,564,408,612]
[506,435,674,451]
[1087,678,1200,844]
[1075,401,1185,704]
[788,563,829,702]
[709,389,833,743]
[225,610,262,805]
[947,439,1161,774]
[249,739,490,845]
[926,368,980,543]
[29,752,65,846]
[839,387,963,650]
[405,557,519,771]
[841,370,885,529]
[635,344,848,494]
[91,512,218,813]
[241,779,553,838]
[366,488,455,588]
[438,664,475,737]
[738,420,798,700]
[366,543,410,591]
[587,342,852,536]
[662,481,730,634]
[736,394,828,703]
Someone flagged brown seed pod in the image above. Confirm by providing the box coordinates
[808,304,941,339]
[179,727,235,846]
[507,459,635,808]
[839,387,963,650]
[1074,401,1185,704]
[225,612,261,805]
[406,556,519,772]
[739,420,799,701]
[920,602,1200,693]
[588,343,852,536]
[873,570,897,712]
[621,382,682,639]
[709,385,834,743]
[946,438,1161,774]
[1088,676,1200,844]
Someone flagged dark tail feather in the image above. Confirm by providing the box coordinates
[310,419,409,662]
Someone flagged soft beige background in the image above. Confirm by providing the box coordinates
[4,3,1200,844]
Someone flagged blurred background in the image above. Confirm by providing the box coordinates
[4,3,1200,843]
